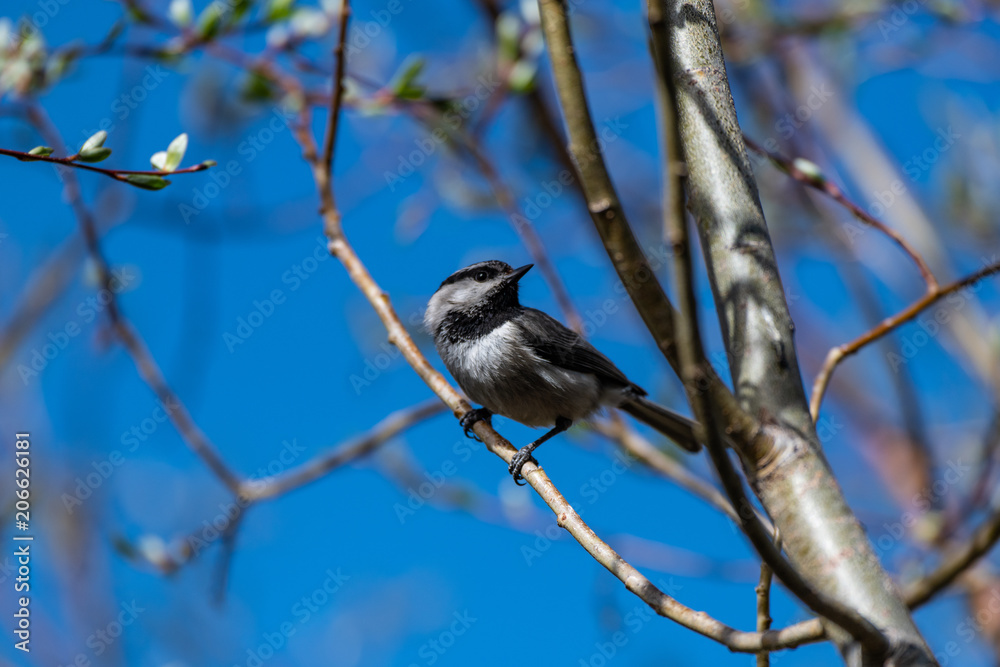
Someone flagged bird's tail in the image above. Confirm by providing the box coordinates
[619,397,702,453]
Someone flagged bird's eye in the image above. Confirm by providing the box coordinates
[473,271,489,283]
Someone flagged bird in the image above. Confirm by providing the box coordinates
[424,260,701,484]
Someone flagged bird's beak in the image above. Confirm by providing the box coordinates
[505,264,533,285]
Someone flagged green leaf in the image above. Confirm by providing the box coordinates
[241,71,276,102]
[28,145,53,156]
[124,174,171,190]
[77,146,112,162]
[201,159,218,167]
[266,0,295,21]
[153,132,188,172]
[197,2,224,40]
[81,130,107,153]
[390,56,426,100]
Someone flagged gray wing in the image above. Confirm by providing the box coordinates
[517,308,643,394]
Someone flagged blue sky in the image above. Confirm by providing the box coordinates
[2,1,1000,666]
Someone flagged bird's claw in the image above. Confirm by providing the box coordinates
[460,408,492,441]
[508,447,538,486]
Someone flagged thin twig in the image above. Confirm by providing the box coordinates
[242,400,446,501]
[756,529,781,667]
[320,1,351,177]
[904,504,1000,609]
[811,259,1000,421]
[743,135,937,291]
[0,234,84,371]
[593,417,775,531]
[0,146,212,181]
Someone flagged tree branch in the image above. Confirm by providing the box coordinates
[652,0,935,662]
[743,135,937,292]
[811,260,1000,420]
[648,1,890,657]
[242,400,446,501]
[904,503,1000,609]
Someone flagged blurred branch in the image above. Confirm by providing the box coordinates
[401,98,584,332]
[0,234,83,371]
[812,260,1000,421]
[905,503,1000,609]
[787,48,1000,398]
[242,400,446,501]
[23,102,244,494]
[743,136,937,291]
[593,416,773,531]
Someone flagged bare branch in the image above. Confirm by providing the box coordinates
[905,506,1000,609]
[811,260,1000,421]
[743,136,937,291]
[756,529,781,667]
[242,400,446,501]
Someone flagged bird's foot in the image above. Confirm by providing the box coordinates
[460,408,492,441]
[508,447,538,486]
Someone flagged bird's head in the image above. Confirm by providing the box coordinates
[424,260,533,336]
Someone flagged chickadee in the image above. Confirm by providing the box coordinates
[425,260,701,484]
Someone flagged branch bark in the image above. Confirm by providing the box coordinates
[657,0,935,663]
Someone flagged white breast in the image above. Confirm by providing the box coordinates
[438,321,605,427]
